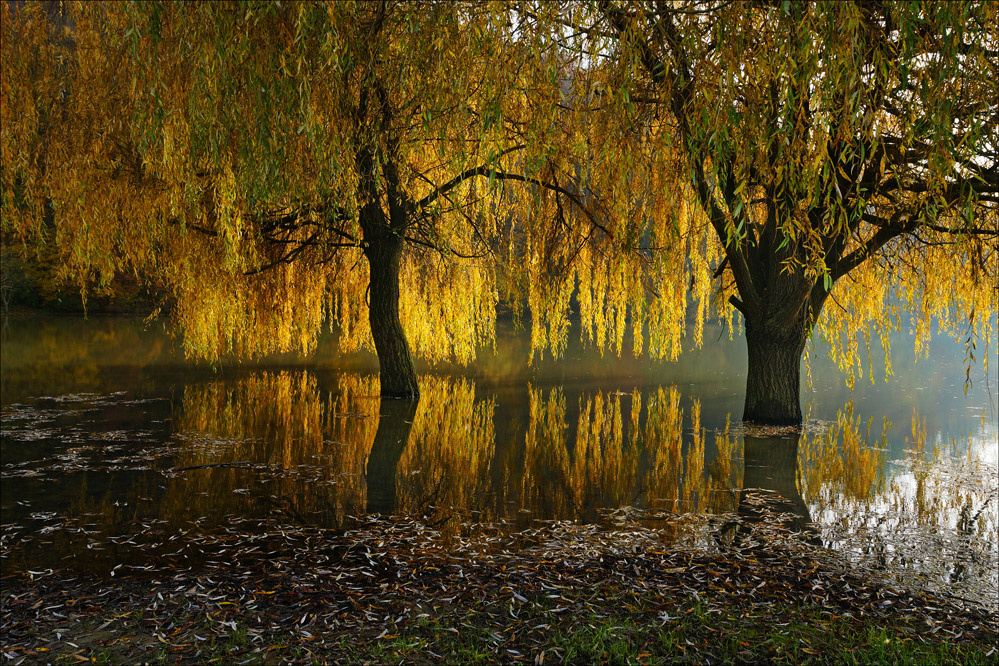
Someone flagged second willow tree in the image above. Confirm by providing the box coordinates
[527,0,997,423]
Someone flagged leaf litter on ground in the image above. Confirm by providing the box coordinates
[2,505,996,664]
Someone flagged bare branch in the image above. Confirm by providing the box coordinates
[414,145,526,211]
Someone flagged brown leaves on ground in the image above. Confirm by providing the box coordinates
[2,512,996,664]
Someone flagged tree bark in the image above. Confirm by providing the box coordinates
[742,317,808,425]
[364,233,420,399]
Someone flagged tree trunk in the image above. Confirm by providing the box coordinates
[364,234,420,399]
[742,318,807,425]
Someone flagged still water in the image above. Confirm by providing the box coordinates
[1,314,996,608]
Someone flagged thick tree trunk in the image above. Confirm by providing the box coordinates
[364,235,420,399]
[743,318,807,425]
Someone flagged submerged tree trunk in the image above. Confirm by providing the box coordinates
[742,315,809,426]
[361,200,420,399]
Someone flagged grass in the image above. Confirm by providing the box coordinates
[19,592,996,665]
[325,605,994,666]
[201,594,989,666]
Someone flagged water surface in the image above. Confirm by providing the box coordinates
[1,314,996,608]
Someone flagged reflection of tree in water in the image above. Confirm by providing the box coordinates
[364,398,418,516]
[571,390,641,517]
[519,387,571,518]
[799,406,997,606]
[733,433,819,547]
[167,372,378,526]
[168,372,494,526]
[521,387,654,521]
[168,376,732,527]
[516,386,736,526]
[799,403,886,503]
[520,387,648,521]
[640,389,703,515]
[705,419,743,516]
[380,377,494,520]
[162,372,995,605]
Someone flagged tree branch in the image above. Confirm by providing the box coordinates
[862,212,998,238]
[831,215,913,281]
[414,144,525,211]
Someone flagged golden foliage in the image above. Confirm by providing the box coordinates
[542,0,999,382]
[2,0,995,379]
[0,2,517,363]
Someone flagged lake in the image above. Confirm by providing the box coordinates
[1,313,996,609]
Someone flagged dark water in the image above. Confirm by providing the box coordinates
[1,314,996,608]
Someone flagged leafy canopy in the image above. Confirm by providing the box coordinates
[2,1,996,381]
[531,0,998,382]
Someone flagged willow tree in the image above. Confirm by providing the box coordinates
[531,0,998,424]
[2,1,589,397]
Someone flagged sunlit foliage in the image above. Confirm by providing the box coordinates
[0,1,764,371]
[2,2,531,364]
[525,0,998,401]
[2,2,996,408]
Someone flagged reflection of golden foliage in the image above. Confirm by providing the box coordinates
[573,392,633,509]
[908,410,931,459]
[681,401,706,512]
[642,387,684,508]
[521,386,572,516]
[167,376,991,547]
[801,406,997,604]
[167,371,501,525]
[522,388,650,517]
[705,416,743,515]
[166,371,378,524]
[799,403,886,503]
[395,377,495,515]
[520,386,723,520]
